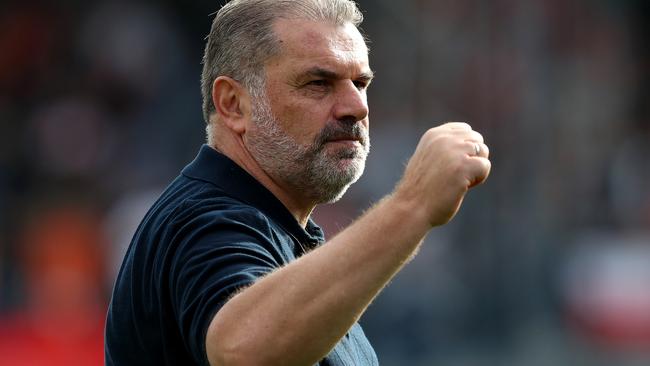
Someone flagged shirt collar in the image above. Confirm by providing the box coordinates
[181,145,325,247]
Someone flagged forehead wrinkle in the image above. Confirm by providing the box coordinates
[273,19,368,59]
[266,19,371,88]
[296,40,367,78]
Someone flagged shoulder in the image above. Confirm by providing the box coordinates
[144,176,295,266]
[161,184,284,253]
[155,175,274,234]
[175,191,276,238]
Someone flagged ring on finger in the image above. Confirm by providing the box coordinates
[474,143,481,156]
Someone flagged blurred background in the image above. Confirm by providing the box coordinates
[0,0,648,365]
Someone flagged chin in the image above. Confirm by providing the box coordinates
[308,149,367,203]
[316,165,365,204]
[321,185,351,204]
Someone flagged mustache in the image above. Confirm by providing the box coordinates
[314,121,369,148]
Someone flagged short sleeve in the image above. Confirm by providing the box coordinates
[166,206,285,365]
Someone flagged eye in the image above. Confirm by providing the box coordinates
[307,79,328,87]
[353,80,368,90]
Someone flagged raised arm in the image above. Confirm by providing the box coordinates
[206,122,491,366]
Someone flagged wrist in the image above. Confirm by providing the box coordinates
[384,189,432,233]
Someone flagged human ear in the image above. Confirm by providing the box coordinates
[211,76,251,134]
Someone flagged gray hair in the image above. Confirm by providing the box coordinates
[200,0,364,124]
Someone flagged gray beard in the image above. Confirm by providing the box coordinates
[246,93,369,204]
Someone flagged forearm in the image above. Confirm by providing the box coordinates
[206,194,431,366]
[206,122,491,366]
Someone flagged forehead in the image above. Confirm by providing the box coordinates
[269,18,370,73]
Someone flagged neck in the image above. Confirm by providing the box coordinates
[209,133,315,228]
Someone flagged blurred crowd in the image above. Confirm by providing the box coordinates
[0,0,648,365]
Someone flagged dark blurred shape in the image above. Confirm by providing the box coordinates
[29,96,114,178]
[77,1,188,116]
[0,4,59,98]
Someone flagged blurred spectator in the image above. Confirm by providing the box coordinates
[609,125,650,229]
[103,187,163,284]
[0,4,60,99]
[561,232,650,349]
[0,204,106,366]
[0,0,648,364]
[28,96,115,178]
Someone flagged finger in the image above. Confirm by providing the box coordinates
[462,141,479,156]
[457,130,484,144]
[444,122,472,131]
[468,157,491,188]
[477,143,489,158]
[469,130,484,144]
[447,128,483,144]
[463,141,489,158]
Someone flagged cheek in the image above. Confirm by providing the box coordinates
[276,98,332,143]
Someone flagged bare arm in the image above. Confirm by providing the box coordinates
[206,122,491,366]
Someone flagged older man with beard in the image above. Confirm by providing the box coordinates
[105,0,491,365]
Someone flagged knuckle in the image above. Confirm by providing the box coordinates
[423,128,438,140]
[481,144,490,157]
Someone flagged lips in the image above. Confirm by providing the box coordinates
[325,132,364,144]
[327,136,362,143]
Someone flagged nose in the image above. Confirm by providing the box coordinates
[332,80,369,123]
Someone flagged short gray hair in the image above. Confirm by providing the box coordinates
[200,0,364,124]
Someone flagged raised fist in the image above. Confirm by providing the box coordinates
[394,122,491,227]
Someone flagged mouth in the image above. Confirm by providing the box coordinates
[325,133,363,144]
[318,123,368,151]
[325,139,363,148]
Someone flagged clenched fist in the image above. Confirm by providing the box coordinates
[393,122,491,227]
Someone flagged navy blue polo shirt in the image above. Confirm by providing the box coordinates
[105,145,378,366]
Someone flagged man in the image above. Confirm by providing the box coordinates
[105,0,491,365]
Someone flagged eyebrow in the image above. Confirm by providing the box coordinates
[303,67,375,83]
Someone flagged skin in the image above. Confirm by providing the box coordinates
[210,20,372,226]
[205,18,491,366]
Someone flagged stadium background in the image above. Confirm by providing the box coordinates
[0,0,649,365]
